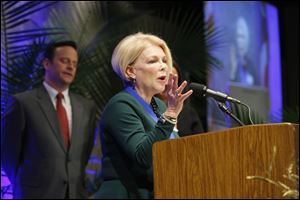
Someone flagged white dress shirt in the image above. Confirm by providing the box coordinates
[43,81,73,137]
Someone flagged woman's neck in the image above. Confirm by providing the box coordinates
[134,86,153,104]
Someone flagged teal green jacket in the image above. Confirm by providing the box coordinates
[95,90,174,199]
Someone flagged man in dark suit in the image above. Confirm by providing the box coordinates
[1,41,97,199]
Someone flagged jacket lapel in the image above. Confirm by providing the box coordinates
[36,85,67,152]
[69,93,83,152]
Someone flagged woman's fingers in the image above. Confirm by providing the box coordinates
[180,89,193,101]
[171,74,178,93]
[175,81,187,95]
[167,73,173,86]
[167,74,193,103]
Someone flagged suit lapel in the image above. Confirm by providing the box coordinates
[36,85,67,152]
[69,93,83,152]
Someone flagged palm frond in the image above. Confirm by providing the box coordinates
[1,1,62,115]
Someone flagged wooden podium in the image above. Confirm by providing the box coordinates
[152,123,299,199]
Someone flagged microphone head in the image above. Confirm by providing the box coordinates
[189,82,241,104]
[189,83,206,96]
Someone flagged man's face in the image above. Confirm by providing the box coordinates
[44,46,78,88]
[236,17,249,57]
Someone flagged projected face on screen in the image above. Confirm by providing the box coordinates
[236,17,249,58]
[231,16,254,85]
[204,1,282,131]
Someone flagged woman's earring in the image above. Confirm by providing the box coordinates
[131,77,136,87]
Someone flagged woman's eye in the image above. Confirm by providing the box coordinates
[148,60,156,64]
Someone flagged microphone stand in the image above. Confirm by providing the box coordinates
[217,102,245,126]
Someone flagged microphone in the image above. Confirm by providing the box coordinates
[189,83,241,104]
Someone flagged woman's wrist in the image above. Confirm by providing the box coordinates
[160,113,177,125]
[164,109,178,119]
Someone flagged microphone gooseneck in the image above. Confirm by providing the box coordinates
[189,82,254,125]
[189,83,241,104]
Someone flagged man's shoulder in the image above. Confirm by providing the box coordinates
[70,92,95,106]
[13,86,41,100]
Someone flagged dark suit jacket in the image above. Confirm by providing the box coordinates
[1,85,97,199]
[177,104,204,136]
[95,90,174,199]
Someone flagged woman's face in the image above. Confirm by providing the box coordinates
[128,45,169,99]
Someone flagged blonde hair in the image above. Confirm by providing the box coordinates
[111,32,173,82]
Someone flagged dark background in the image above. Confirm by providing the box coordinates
[269,0,299,109]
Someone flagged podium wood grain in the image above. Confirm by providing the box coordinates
[152,123,299,198]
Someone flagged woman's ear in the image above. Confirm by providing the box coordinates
[126,66,136,80]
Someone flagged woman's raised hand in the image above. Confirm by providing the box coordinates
[164,73,193,119]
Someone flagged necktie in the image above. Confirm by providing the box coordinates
[56,93,70,149]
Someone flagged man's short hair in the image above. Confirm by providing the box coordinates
[44,40,77,61]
